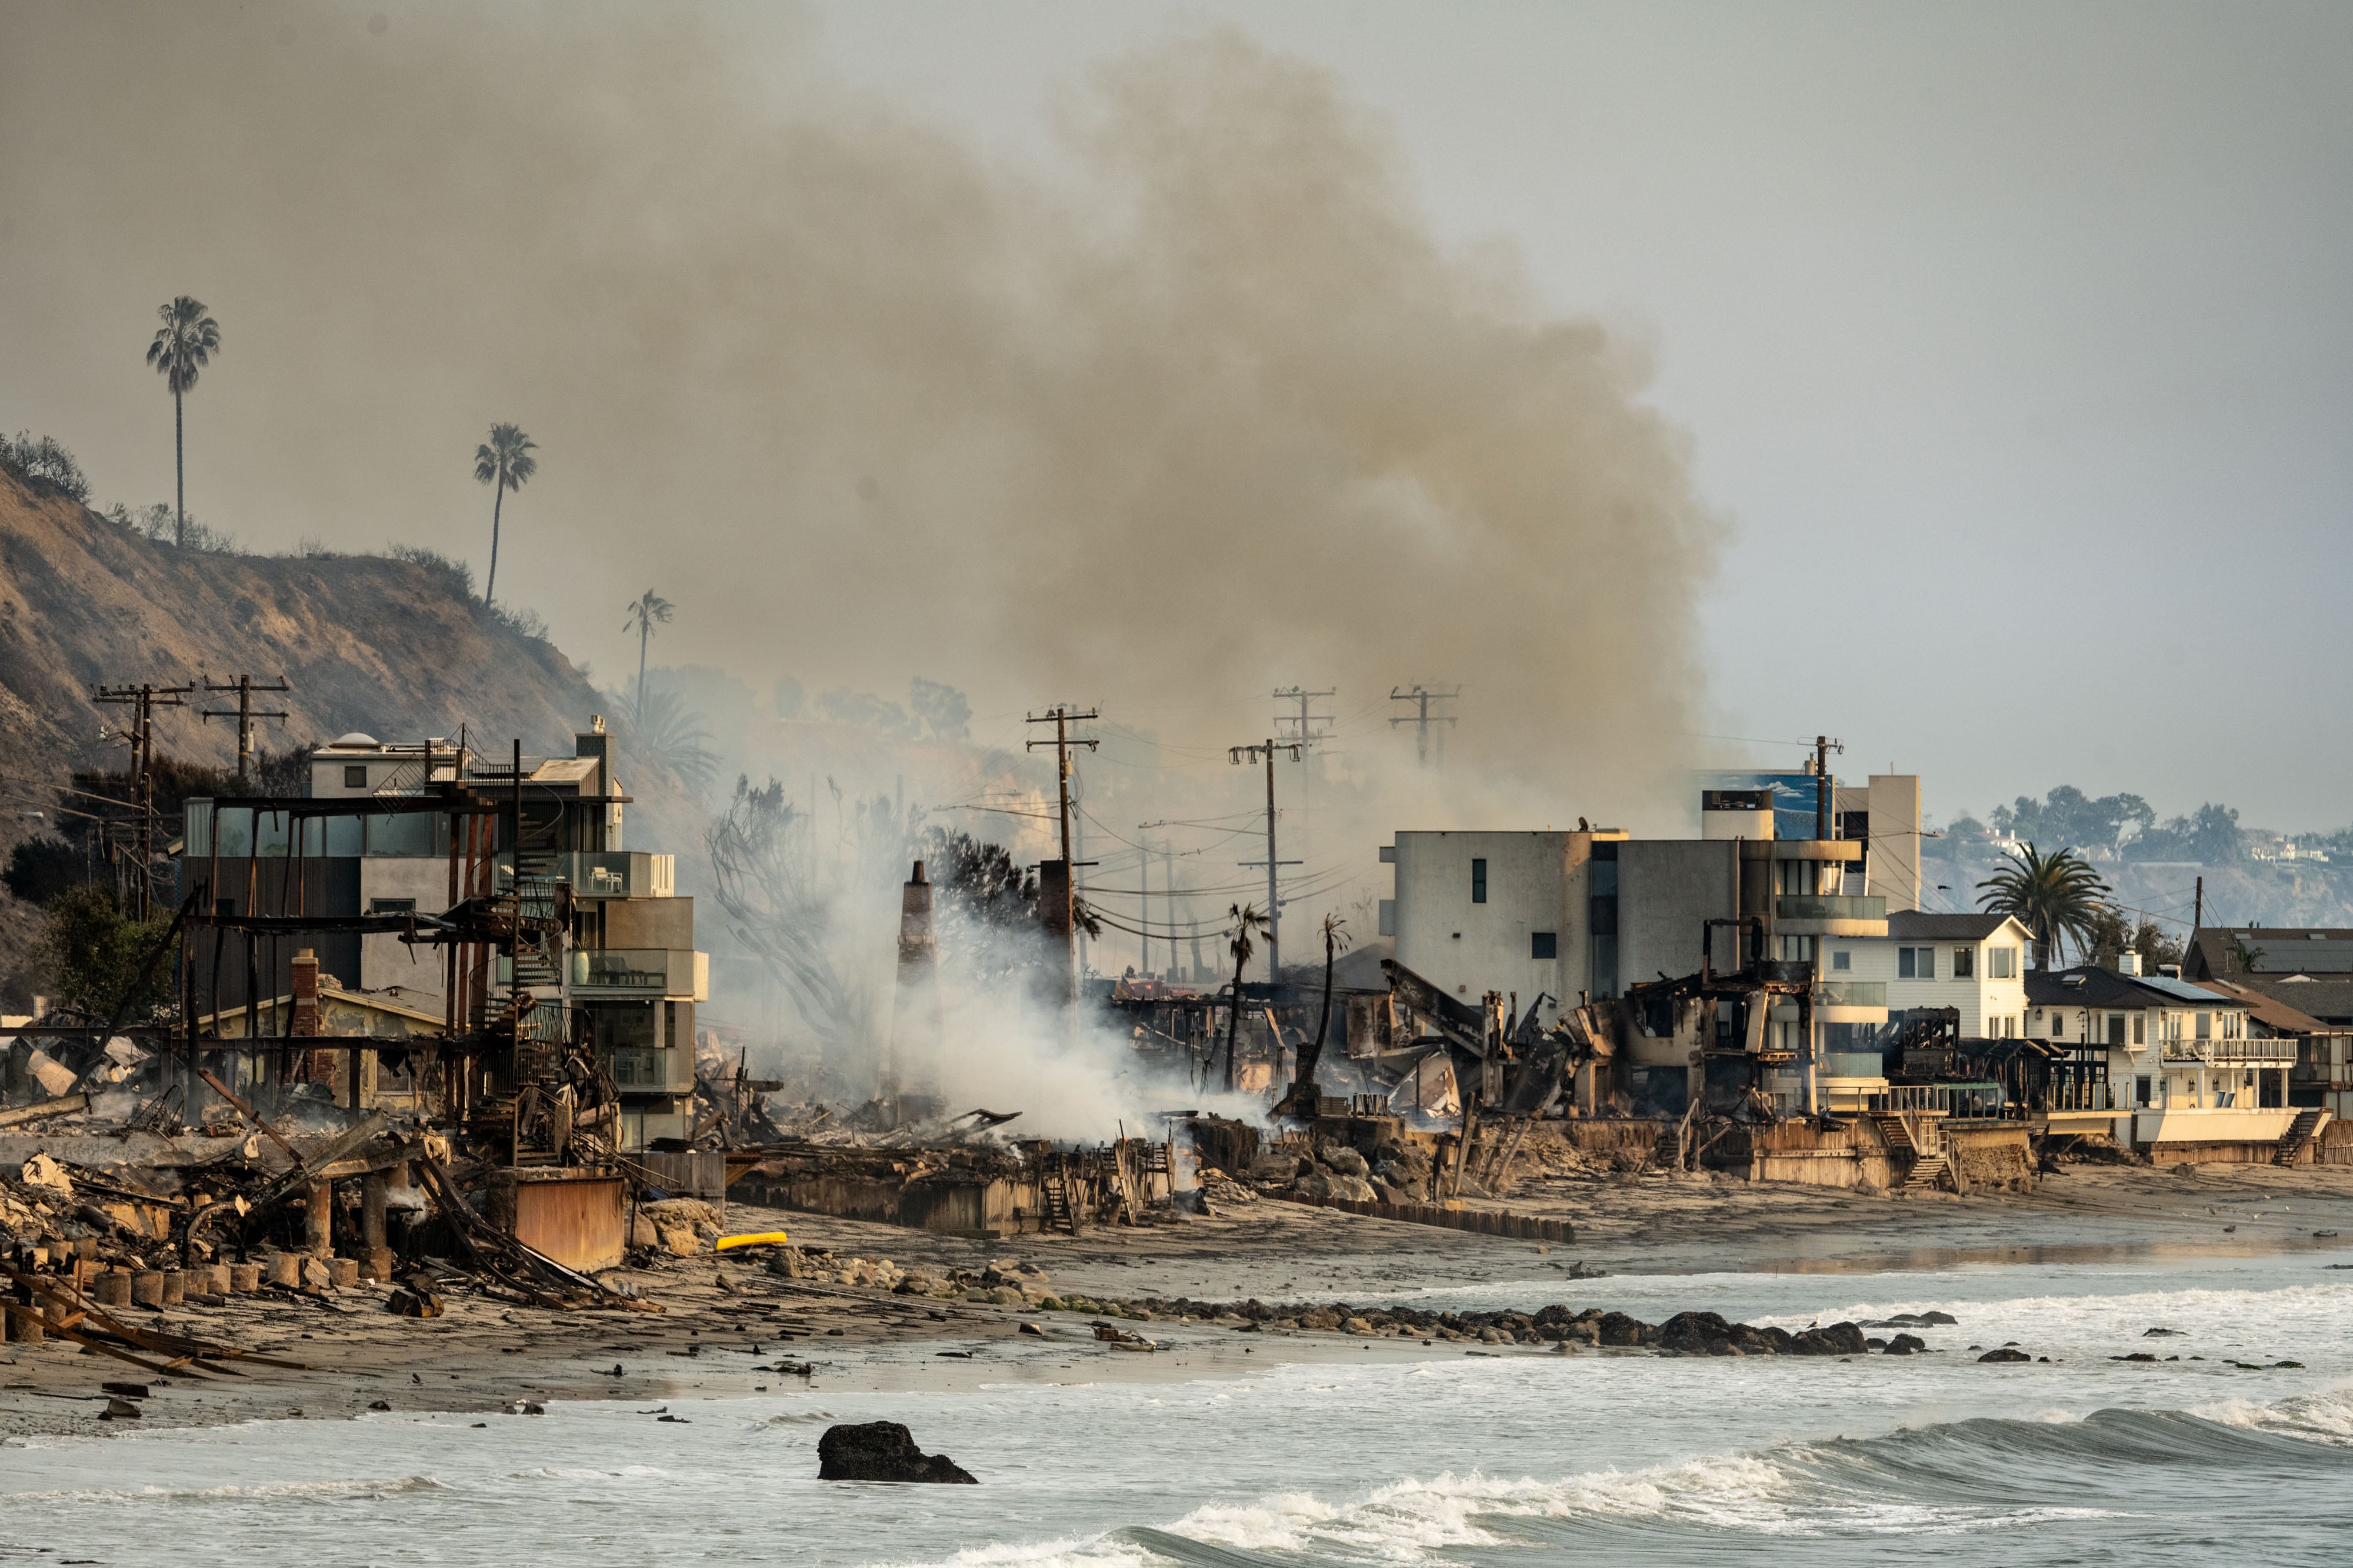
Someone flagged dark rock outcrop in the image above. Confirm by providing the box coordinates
[1978,1347,2032,1363]
[1789,1322,1868,1356]
[818,1422,977,1484]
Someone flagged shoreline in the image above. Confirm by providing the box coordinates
[9,1162,2353,1440]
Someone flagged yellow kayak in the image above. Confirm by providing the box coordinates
[715,1230,791,1252]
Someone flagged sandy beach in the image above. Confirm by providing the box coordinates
[9,1160,2353,1441]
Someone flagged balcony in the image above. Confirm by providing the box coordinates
[2160,1037,2295,1065]
[1775,895,1887,921]
[1815,980,1887,1007]
[554,851,674,899]
[569,948,707,998]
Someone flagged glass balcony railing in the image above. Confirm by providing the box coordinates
[1815,980,1887,1007]
[1775,895,1888,922]
[570,949,678,991]
[568,949,708,998]
[550,852,674,899]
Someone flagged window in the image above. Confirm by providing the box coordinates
[2108,1013,2127,1046]
[1471,858,1487,904]
[1898,945,1934,979]
[2134,1013,2146,1045]
[1988,946,2017,979]
[2051,1013,2067,1039]
[1831,949,1851,972]
[1531,931,1558,960]
[2196,1012,2212,1040]
[1898,947,1915,979]
[1952,946,1974,978]
[344,765,368,789]
[368,898,416,916]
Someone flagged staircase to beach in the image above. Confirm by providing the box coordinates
[1873,1112,1949,1192]
[2277,1108,2331,1167]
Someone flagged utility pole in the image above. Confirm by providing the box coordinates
[94,680,194,918]
[1025,705,1099,1002]
[199,674,292,788]
[1274,685,1334,867]
[1273,686,1335,746]
[1230,739,1304,979]
[1811,735,1845,841]
[1388,684,1458,767]
[1141,823,1186,981]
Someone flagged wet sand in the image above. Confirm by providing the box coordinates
[8,1162,2353,1438]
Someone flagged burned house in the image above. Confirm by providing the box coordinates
[178,723,707,1148]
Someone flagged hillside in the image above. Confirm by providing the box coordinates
[0,467,699,995]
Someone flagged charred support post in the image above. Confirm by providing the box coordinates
[305,1179,332,1255]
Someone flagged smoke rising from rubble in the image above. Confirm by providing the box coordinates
[0,1,1724,826]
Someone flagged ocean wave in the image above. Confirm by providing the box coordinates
[0,1474,447,1506]
[2195,1382,2353,1446]
[869,1399,2353,1567]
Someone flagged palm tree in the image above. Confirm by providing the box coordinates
[145,296,221,549]
[1218,902,1271,1092]
[1279,913,1350,1117]
[1977,843,2111,970]
[625,685,719,797]
[472,423,538,608]
[624,589,674,719]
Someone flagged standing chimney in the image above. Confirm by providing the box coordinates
[885,860,944,1109]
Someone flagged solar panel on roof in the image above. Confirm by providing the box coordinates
[2137,975,2228,1003]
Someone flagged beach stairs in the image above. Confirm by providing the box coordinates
[2275,1108,2331,1167]
[1900,1153,1951,1192]
[1038,1160,1079,1235]
[1649,1123,1682,1172]
[1873,1113,1950,1193]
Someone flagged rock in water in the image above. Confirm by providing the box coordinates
[817,1421,978,1484]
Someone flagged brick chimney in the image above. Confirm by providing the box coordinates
[291,948,322,1037]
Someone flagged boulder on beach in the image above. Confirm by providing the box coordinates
[816,1421,978,1484]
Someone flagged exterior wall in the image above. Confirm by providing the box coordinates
[604,895,695,951]
[1389,832,1574,1009]
[1834,775,1925,912]
[1616,840,1740,994]
[355,857,456,994]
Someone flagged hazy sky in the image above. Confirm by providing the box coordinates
[4,2,2348,832]
[809,1,2353,828]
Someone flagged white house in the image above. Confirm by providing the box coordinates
[2025,961,2292,1151]
[1819,911,2033,1042]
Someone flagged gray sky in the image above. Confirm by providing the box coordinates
[811,1,2353,828]
[4,2,2348,833]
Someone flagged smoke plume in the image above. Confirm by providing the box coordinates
[0,2,1723,830]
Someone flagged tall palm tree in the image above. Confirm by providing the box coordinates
[624,589,674,719]
[1219,902,1270,1092]
[1977,843,2111,970]
[473,423,538,608]
[145,296,221,549]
